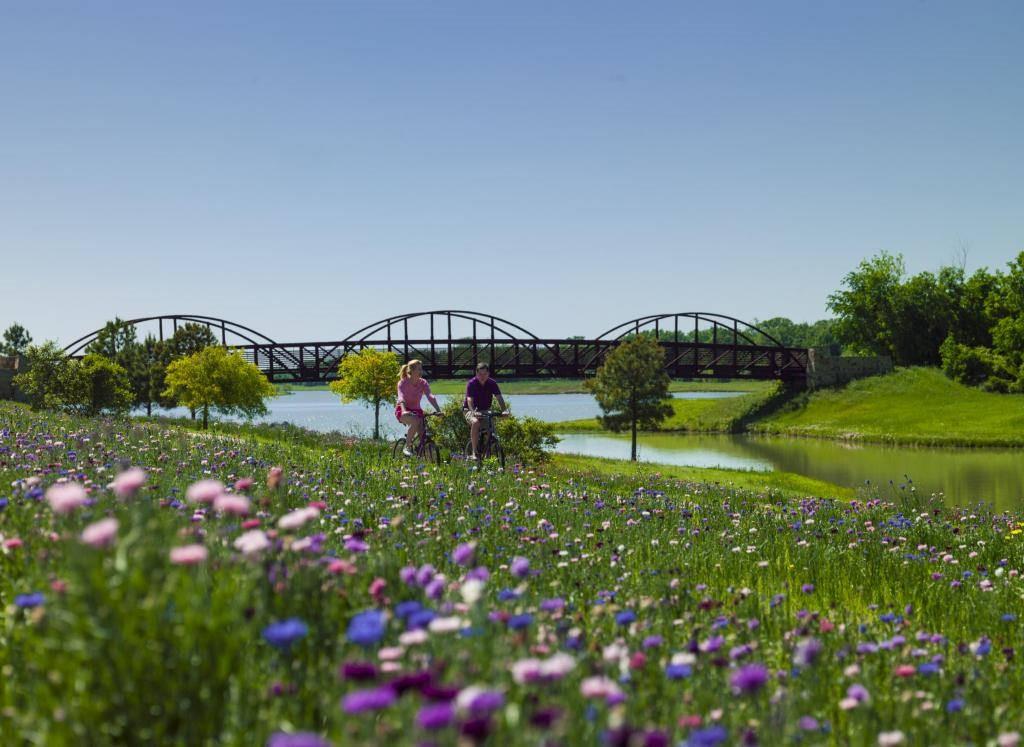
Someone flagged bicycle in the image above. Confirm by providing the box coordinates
[392,412,443,465]
[464,411,508,468]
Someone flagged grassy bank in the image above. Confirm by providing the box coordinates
[549,453,854,498]
[552,383,782,433]
[278,379,772,396]
[3,400,1024,744]
[752,367,1024,447]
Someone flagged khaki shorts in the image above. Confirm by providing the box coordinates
[463,409,482,425]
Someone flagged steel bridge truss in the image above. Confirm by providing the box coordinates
[64,311,810,384]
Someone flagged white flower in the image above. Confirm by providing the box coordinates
[233,529,270,556]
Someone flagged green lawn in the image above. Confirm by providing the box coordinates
[752,366,1024,446]
[551,383,781,433]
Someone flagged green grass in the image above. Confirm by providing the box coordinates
[552,384,782,433]
[278,379,773,396]
[3,401,1024,744]
[549,453,854,498]
[752,366,1024,446]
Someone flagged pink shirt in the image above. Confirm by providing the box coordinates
[397,377,432,411]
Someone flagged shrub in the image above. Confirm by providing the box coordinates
[431,397,559,463]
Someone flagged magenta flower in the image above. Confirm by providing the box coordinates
[214,494,251,516]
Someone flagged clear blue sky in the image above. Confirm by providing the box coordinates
[2,1,1022,344]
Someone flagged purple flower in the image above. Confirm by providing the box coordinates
[417,702,455,729]
[263,618,308,650]
[615,610,637,626]
[467,690,505,715]
[510,556,530,578]
[801,584,815,594]
[797,717,819,731]
[666,663,692,680]
[347,610,386,647]
[267,733,331,747]
[540,598,565,612]
[642,635,663,649]
[394,600,422,620]
[415,564,436,586]
[344,537,368,553]
[508,614,533,630]
[946,698,964,713]
[793,638,824,667]
[425,577,446,600]
[452,542,476,566]
[729,663,769,694]
[15,592,44,609]
[400,565,417,585]
[846,683,870,702]
[684,726,728,747]
[340,661,378,681]
[342,686,396,714]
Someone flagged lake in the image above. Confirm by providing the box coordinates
[154,389,1024,508]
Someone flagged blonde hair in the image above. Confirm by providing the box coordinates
[399,359,422,380]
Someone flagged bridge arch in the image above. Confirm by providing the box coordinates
[596,312,788,347]
[342,310,542,343]
[62,315,280,356]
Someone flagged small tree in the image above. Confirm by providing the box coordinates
[586,337,673,461]
[169,323,219,358]
[163,347,276,428]
[73,354,133,416]
[329,349,400,439]
[0,323,33,357]
[13,341,74,410]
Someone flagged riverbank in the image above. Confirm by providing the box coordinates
[752,367,1024,447]
[277,378,772,396]
[551,367,1024,448]
[551,384,781,433]
[550,453,853,498]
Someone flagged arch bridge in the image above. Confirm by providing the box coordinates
[64,311,810,385]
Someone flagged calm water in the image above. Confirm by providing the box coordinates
[154,390,1024,508]
[555,432,1024,509]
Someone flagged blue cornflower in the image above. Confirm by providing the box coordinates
[347,610,386,647]
[946,698,965,713]
[15,592,44,609]
[263,618,308,649]
[508,614,533,630]
[666,663,692,680]
[615,610,637,626]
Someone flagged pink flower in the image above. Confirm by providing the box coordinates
[233,530,270,556]
[580,676,622,700]
[278,506,319,531]
[112,467,146,498]
[169,544,208,565]
[213,494,251,516]
[3,537,23,550]
[80,518,119,548]
[369,577,387,600]
[46,482,88,514]
[234,477,254,491]
[894,664,916,678]
[186,480,224,504]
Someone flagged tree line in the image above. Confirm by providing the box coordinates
[3,319,274,426]
[828,251,1024,391]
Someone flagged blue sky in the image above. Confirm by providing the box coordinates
[2,1,1022,344]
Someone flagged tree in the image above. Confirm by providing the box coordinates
[163,347,276,428]
[13,341,75,411]
[86,318,138,360]
[72,354,133,416]
[328,349,400,440]
[585,337,673,461]
[168,323,219,358]
[827,252,906,360]
[0,323,33,357]
[133,334,173,416]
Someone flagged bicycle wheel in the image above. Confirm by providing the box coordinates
[491,441,505,469]
[422,441,442,465]
[392,438,407,459]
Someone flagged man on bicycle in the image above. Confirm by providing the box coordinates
[464,362,507,460]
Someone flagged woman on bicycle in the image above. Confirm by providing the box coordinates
[396,359,441,456]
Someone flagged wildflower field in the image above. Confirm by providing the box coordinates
[1,401,1023,746]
